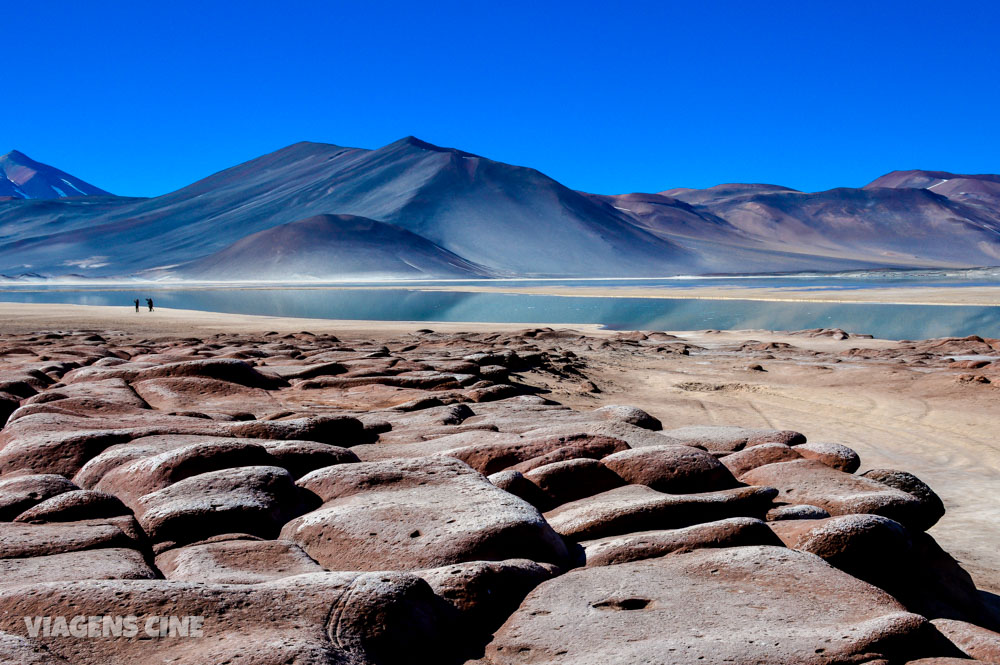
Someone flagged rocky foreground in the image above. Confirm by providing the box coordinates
[0,326,998,664]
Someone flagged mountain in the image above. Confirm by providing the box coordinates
[178,214,491,280]
[0,151,111,199]
[0,137,698,278]
[865,170,1000,211]
[612,178,1000,270]
[1,138,999,280]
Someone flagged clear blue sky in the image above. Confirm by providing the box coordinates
[5,1,999,197]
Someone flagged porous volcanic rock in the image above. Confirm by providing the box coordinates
[741,459,929,530]
[721,442,802,477]
[544,484,778,540]
[794,440,862,472]
[281,456,569,570]
[155,537,325,583]
[659,425,806,452]
[134,465,307,546]
[580,517,782,567]
[601,445,739,493]
[480,545,938,664]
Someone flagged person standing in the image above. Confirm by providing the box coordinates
[146,298,154,312]
[134,299,140,312]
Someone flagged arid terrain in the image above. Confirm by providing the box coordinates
[0,303,998,663]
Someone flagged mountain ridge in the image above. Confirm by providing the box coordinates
[1,141,998,279]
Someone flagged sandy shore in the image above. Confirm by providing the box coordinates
[1,302,998,593]
[0,303,608,337]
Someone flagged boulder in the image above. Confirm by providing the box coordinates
[932,618,1000,662]
[592,405,662,431]
[282,456,568,570]
[601,445,739,494]
[0,548,157,589]
[741,459,929,530]
[486,469,550,508]
[258,440,359,479]
[156,538,324,583]
[131,377,278,416]
[224,415,368,446]
[861,469,946,531]
[0,518,144,559]
[0,474,78,520]
[481,546,939,664]
[417,559,557,642]
[14,490,129,523]
[0,573,456,665]
[580,517,783,567]
[772,515,1000,629]
[544,484,778,540]
[659,425,806,452]
[134,465,306,546]
[523,458,625,508]
[720,442,802,477]
[795,441,861,472]
[443,434,629,475]
[95,439,275,506]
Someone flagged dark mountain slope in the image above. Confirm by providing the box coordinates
[177,214,491,280]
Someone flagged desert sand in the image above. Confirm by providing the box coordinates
[0,301,998,663]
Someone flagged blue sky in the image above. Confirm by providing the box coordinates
[6,1,999,197]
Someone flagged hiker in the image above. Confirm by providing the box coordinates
[134,299,140,312]
[146,298,154,312]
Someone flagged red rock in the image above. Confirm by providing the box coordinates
[132,377,279,416]
[741,459,928,530]
[592,405,662,430]
[224,414,368,446]
[932,618,1000,662]
[544,484,778,540]
[486,469,550,508]
[258,440,359,478]
[766,503,831,520]
[861,468,946,531]
[14,490,129,523]
[156,538,324,583]
[95,439,275,505]
[795,441,862,472]
[0,474,78,520]
[580,517,782,567]
[282,456,568,570]
[134,465,306,546]
[0,518,144,559]
[660,425,806,452]
[0,548,157,589]
[0,573,456,665]
[481,546,938,664]
[523,458,625,508]
[772,514,1000,629]
[417,558,557,643]
[443,433,629,475]
[721,442,802,477]
[601,445,739,493]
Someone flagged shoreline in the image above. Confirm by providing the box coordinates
[2,283,1000,307]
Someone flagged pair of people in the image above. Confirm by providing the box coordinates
[133,298,154,312]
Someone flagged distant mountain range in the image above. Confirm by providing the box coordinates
[1,142,998,280]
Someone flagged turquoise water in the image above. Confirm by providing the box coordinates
[0,285,998,340]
